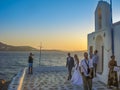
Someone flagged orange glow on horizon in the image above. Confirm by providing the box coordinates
[1,27,88,51]
[2,38,87,51]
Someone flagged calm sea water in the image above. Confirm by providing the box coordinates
[0,51,84,81]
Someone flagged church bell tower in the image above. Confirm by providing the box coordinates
[95,1,112,31]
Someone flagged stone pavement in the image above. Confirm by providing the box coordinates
[22,66,119,90]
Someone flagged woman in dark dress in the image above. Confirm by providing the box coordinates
[108,55,118,89]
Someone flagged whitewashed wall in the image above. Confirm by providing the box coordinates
[95,1,112,32]
[114,22,120,66]
[88,28,112,84]
[88,0,120,84]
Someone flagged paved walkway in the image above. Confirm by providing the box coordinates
[22,66,118,90]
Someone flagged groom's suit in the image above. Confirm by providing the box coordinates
[66,56,74,80]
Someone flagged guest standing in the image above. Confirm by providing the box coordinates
[93,50,98,77]
[80,52,93,90]
[66,53,74,80]
[89,54,94,79]
[108,55,118,89]
[28,53,34,74]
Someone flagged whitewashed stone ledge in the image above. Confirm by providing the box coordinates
[8,68,27,90]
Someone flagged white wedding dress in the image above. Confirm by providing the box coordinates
[71,63,83,86]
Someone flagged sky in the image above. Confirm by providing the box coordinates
[0,0,120,51]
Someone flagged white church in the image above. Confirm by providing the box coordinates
[88,0,120,83]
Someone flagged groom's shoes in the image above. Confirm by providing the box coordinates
[67,77,72,80]
[67,77,70,80]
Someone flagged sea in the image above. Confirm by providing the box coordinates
[0,51,84,81]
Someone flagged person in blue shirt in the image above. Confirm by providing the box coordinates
[93,50,98,77]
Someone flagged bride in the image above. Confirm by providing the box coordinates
[71,54,83,86]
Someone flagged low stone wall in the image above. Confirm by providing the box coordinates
[8,68,26,90]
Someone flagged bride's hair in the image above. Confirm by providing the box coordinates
[74,54,79,63]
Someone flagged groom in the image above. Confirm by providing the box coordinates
[66,53,74,80]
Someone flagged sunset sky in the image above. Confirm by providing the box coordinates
[0,0,120,51]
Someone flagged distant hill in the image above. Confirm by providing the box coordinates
[0,42,38,51]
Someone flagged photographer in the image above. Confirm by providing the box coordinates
[28,53,34,74]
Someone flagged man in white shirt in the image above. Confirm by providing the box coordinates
[80,52,93,90]
[93,50,98,77]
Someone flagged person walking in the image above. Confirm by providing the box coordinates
[71,54,83,86]
[66,53,74,80]
[80,52,93,90]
